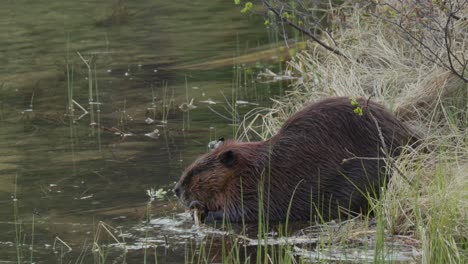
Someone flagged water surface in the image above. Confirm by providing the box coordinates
[0,1,281,262]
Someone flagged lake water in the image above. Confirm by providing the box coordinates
[0,0,284,262]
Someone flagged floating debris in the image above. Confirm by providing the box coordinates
[208,138,224,151]
[144,129,160,139]
[179,98,197,112]
[145,117,155,124]
[199,99,218,105]
[0,241,14,246]
[115,132,134,139]
[79,195,94,200]
[257,69,298,83]
[236,100,259,106]
[105,127,134,140]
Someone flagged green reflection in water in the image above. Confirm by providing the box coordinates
[0,0,286,262]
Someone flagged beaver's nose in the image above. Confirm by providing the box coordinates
[174,183,182,197]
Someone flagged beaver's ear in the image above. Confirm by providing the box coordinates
[219,150,236,167]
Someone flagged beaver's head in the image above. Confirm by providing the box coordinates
[174,141,239,217]
[174,141,262,221]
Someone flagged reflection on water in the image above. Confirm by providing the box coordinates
[0,0,282,262]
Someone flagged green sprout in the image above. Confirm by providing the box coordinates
[350,97,364,116]
[241,2,253,13]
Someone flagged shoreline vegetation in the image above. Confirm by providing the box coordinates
[229,0,467,263]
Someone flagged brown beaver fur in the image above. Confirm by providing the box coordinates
[174,97,416,222]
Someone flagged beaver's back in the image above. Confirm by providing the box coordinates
[258,97,415,221]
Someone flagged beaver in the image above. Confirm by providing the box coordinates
[174,97,416,222]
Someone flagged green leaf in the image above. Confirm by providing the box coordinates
[350,97,359,107]
[354,107,363,116]
[350,97,363,116]
[241,2,253,13]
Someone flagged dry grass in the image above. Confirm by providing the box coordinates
[238,1,467,262]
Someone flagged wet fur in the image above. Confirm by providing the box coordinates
[175,97,416,222]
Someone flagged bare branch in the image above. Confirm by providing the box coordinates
[368,0,468,83]
[261,0,351,61]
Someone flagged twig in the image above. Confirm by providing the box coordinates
[53,236,72,253]
[366,99,412,184]
[444,9,467,82]
[279,5,290,49]
[261,0,351,61]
